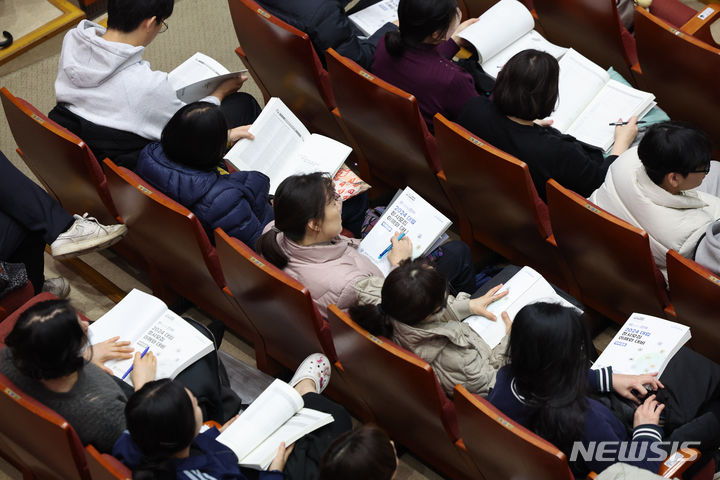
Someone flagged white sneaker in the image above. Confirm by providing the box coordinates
[42,277,71,299]
[50,214,127,259]
[289,353,331,394]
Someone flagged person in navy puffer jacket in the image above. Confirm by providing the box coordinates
[136,102,273,247]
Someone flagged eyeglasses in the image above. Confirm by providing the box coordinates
[158,20,168,33]
[691,164,711,175]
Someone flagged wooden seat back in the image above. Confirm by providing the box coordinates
[84,446,130,480]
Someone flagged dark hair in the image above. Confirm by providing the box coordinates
[350,259,446,337]
[319,424,397,480]
[255,172,336,269]
[107,0,174,33]
[508,302,591,474]
[5,299,88,380]
[161,102,228,171]
[493,50,559,120]
[638,121,712,185]
[384,0,458,57]
[125,379,197,480]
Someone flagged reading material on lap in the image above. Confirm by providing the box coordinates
[224,97,351,194]
[349,0,399,37]
[592,313,691,377]
[87,289,214,386]
[168,52,247,103]
[464,266,581,348]
[216,379,334,470]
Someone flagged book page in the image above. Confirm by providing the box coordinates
[87,289,166,346]
[225,98,311,183]
[217,379,303,462]
[549,49,609,133]
[168,52,245,103]
[349,0,399,36]
[358,187,452,277]
[566,80,655,151]
[592,313,691,376]
[481,30,567,79]
[239,408,334,470]
[457,0,534,63]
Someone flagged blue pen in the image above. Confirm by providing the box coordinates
[121,345,150,380]
[378,232,406,259]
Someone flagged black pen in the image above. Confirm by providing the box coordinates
[608,121,647,126]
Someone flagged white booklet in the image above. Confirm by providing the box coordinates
[349,0,399,36]
[358,187,452,277]
[87,289,214,386]
[168,52,247,103]
[217,379,334,470]
[456,0,566,79]
[548,48,656,151]
[463,266,581,349]
[224,97,352,194]
[592,313,690,377]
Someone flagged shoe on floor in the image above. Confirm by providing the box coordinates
[289,353,331,394]
[50,213,127,259]
[42,277,71,299]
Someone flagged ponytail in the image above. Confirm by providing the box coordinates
[132,458,177,480]
[349,303,394,337]
[384,30,405,58]
[255,229,290,269]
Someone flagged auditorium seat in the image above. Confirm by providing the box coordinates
[326,305,481,480]
[84,446,130,480]
[666,250,720,364]
[462,0,534,18]
[546,179,672,324]
[434,114,574,293]
[325,48,456,219]
[0,292,59,347]
[0,281,34,324]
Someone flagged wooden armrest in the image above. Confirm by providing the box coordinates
[680,4,720,46]
[659,447,701,478]
[455,47,473,60]
[202,420,222,430]
[586,473,598,479]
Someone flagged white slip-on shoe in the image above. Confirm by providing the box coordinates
[50,213,127,259]
[42,277,71,299]
[288,353,331,394]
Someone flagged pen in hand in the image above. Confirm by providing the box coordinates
[608,120,646,126]
[378,232,405,259]
[121,345,150,380]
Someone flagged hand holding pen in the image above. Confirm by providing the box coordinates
[610,116,639,156]
[122,346,157,391]
[382,231,413,267]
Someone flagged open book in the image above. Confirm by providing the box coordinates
[224,97,352,194]
[463,266,581,348]
[592,313,691,377]
[358,187,452,277]
[216,379,334,470]
[456,0,566,79]
[87,289,214,386]
[549,48,656,151]
[349,0,399,36]
[168,52,247,103]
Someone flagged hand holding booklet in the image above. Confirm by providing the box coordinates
[216,379,334,470]
[168,52,247,103]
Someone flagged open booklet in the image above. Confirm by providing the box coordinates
[358,187,452,277]
[224,97,352,194]
[349,0,399,37]
[87,289,214,386]
[456,0,566,79]
[217,379,334,470]
[168,52,247,103]
[592,313,691,377]
[463,266,581,349]
[548,48,656,151]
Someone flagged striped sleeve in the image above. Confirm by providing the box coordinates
[588,366,613,393]
[632,424,664,442]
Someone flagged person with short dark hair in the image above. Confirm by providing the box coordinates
[318,424,397,480]
[135,102,273,247]
[457,49,638,200]
[589,121,720,278]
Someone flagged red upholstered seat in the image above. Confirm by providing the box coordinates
[84,446,131,480]
[0,292,61,347]
[0,282,34,324]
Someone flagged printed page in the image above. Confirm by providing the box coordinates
[358,187,452,277]
[88,289,166,346]
[592,313,691,376]
[349,0,399,36]
[457,0,534,63]
[225,97,311,181]
[217,379,303,462]
[168,52,246,103]
[566,80,656,151]
[481,30,567,79]
[548,49,609,133]
[239,408,334,470]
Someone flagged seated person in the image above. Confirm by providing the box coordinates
[371,0,481,132]
[113,354,353,480]
[136,102,273,247]
[319,424,397,480]
[589,121,720,278]
[255,0,396,69]
[489,302,720,476]
[255,172,477,315]
[350,258,509,396]
[457,49,637,200]
[0,151,126,298]
[52,0,259,169]
[617,0,696,31]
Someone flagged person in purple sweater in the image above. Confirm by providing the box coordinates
[370,0,481,132]
[489,302,720,477]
